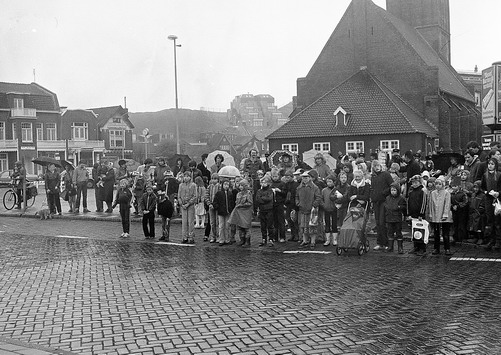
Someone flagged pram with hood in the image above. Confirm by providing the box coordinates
[336,200,370,256]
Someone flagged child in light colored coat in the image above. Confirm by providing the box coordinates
[428,176,453,255]
[178,172,197,244]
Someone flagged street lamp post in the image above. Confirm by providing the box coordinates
[168,35,181,154]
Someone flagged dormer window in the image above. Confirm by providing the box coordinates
[14,98,24,109]
[113,117,121,123]
[333,106,349,126]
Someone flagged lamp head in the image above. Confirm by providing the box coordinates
[168,35,178,40]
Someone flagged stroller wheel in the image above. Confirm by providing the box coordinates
[364,240,370,253]
[336,247,342,255]
[358,243,365,256]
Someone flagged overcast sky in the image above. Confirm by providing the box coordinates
[1,0,499,113]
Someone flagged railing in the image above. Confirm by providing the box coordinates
[68,140,105,149]
[37,140,65,150]
[0,139,18,149]
[11,108,37,118]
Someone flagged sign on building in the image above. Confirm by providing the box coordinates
[482,62,501,125]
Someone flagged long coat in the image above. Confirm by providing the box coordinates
[228,189,253,228]
[428,188,452,223]
[468,191,485,232]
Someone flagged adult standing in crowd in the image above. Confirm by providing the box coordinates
[370,160,393,251]
[187,160,203,181]
[62,164,76,213]
[197,153,211,182]
[44,163,62,215]
[243,149,264,214]
[73,160,90,213]
[210,154,226,174]
[313,153,331,180]
[11,160,26,210]
[154,157,170,191]
[172,157,185,178]
[103,162,116,213]
[464,149,483,183]
[94,161,107,212]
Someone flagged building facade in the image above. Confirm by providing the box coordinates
[269,0,481,156]
[228,94,288,128]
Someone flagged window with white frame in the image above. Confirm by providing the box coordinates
[36,124,43,141]
[0,153,7,171]
[21,123,32,142]
[109,130,124,148]
[346,141,364,154]
[72,122,88,140]
[380,140,399,151]
[112,117,121,123]
[12,123,16,140]
[0,122,4,140]
[313,142,330,153]
[282,143,298,153]
[46,123,57,141]
[13,98,23,109]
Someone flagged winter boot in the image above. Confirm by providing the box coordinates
[244,236,251,247]
[323,233,331,246]
[397,240,404,254]
[259,239,266,247]
[332,233,338,246]
[387,239,395,252]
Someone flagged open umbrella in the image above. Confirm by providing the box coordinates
[167,154,191,168]
[206,150,235,169]
[32,156,63,168]
[59,159,75,170]
[302,149,337,170]
[431,152,465,174]
[218,165,240,178]
[268,150,297,171]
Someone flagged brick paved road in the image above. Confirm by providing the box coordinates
[1,217,501,354]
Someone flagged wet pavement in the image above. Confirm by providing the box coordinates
[1,216,501,354]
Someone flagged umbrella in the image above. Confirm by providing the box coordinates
[167,154,191,169]
[431,152,465,174]
[59,159,75,170]
[268,150,297,170]
[32,156,63,168]
[206,150,235,169]
[218,165,241,178]
[302,149,337,170]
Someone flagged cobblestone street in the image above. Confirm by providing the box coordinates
[0,217,501,354]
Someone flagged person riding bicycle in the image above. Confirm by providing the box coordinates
[10,161,26,209]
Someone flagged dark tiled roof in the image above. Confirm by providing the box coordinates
[89,106,134,129]
[62,109,98,121]
[0,82,59,111]
[379,5,474,102]
[267,69,438,140]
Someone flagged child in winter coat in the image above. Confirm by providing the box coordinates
[428,176,453,255]
[112,178,133,238]
[270,168,287,243]
[213,179,235,246]
[321,175,339,246]
[407,175,428,255]
[157,191,174,241]
[334,171,350,227]
[256,174,275,247]
[228,179,253,247]
[178,171,197,244]
[466,180,486,244]
[384,182,407,253]
[139,184,157,239]
[295,171,322,248]
[205,173,220,243]
[194,176,207,229]
[284,170,300,241]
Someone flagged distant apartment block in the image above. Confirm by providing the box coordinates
[228,94,288,128]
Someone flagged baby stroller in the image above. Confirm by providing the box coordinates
[336,201,370,256]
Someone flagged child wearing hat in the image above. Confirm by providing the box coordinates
[112,178,133,238]
[228,179,253,246]
[428,176,453,255]
[256,174,275,246]
[178,171,198,243]
[295,171,322,248]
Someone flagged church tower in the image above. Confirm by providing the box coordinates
[386,0,451,63]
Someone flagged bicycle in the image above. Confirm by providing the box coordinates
[3,180,37,210]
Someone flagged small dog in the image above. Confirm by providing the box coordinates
[35,209,53,220]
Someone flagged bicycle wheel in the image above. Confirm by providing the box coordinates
[28,194,36,207]
[3,189,17,210]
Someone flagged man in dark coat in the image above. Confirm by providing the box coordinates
[370,160,394,251]
[197,153,211,183]
[401,150,422,197]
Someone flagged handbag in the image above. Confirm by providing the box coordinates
[60,189,68,201]
[411,218,430,244]
[309,207,319,227]
[195,202,205,215]
[494,199,501,216]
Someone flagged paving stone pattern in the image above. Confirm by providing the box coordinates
[0,218,500,354]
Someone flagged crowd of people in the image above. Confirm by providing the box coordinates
[13,139,501,255]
